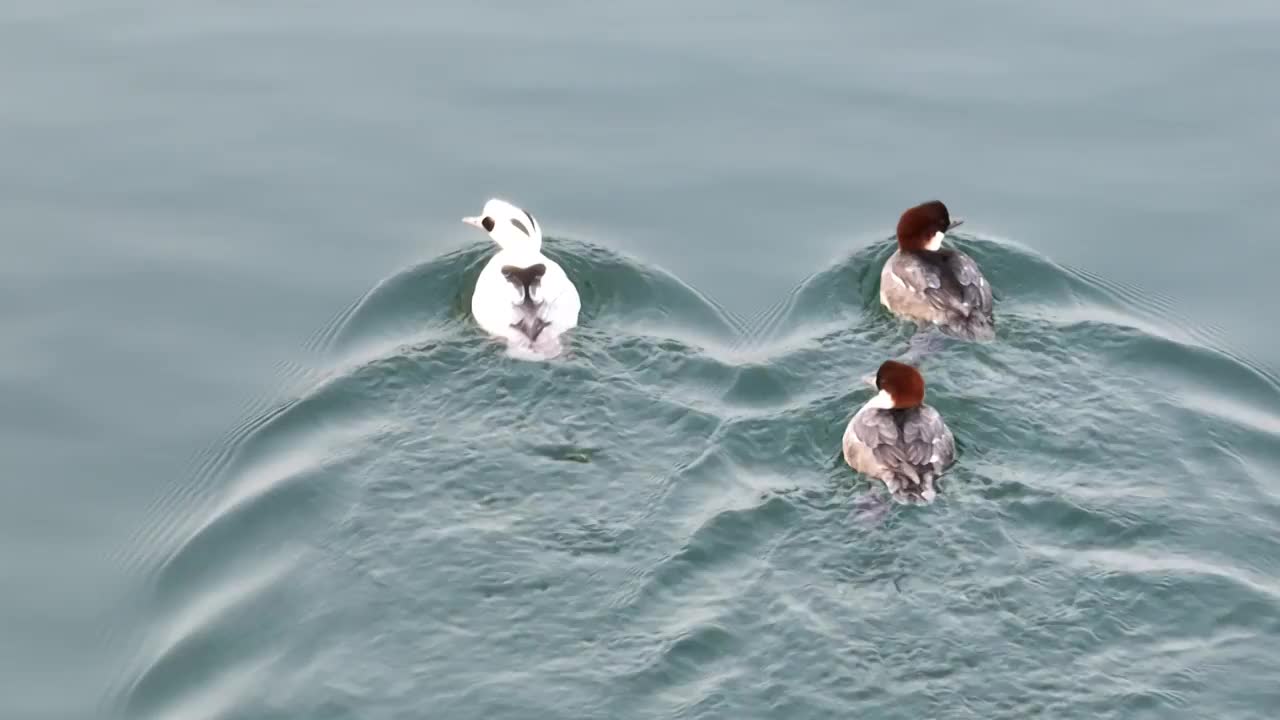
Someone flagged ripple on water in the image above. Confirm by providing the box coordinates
[107,233,1280,719]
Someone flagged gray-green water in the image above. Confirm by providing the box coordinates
[4,2,1280,719]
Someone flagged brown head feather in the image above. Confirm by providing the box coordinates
[895,200,953,252]
[875,360,926,408]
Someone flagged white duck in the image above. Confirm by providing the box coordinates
[463,198,581,359]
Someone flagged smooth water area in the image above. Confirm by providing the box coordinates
[3,2,1280,719]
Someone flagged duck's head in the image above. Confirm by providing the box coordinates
[865,360,926,410]
[463,198,543,252]
[895,200,964,253]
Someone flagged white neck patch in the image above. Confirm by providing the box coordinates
[865,389,896,410]
[924,230,944,252]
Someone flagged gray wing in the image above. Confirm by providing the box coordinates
[942,250,993,324]
[852,409,901,460]
[851,411,919,486]
[853,407,954,502]
[897,251,994,338]
[902,406,955,473]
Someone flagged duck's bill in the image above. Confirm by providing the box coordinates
[948,218,965,230]
[461,216,483,228]
[859,372,878,388]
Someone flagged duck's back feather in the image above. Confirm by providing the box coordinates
[881,249,994,340]
[843,404,955,503]
[472,252,580,357]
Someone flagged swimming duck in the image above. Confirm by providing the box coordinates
[842,360,956,504]
[463,198,581,359]
[880,200,994,341]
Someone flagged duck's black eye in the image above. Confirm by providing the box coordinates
[481,216,495,232]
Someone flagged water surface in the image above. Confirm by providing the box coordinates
[3,2,1280,718]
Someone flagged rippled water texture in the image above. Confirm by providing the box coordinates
[108,234,1280,719]
[8,2,1280,718]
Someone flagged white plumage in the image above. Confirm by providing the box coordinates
[462,198,581,360]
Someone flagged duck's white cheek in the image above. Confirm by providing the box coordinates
[924,231,944,251]
[867,389,895,410]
